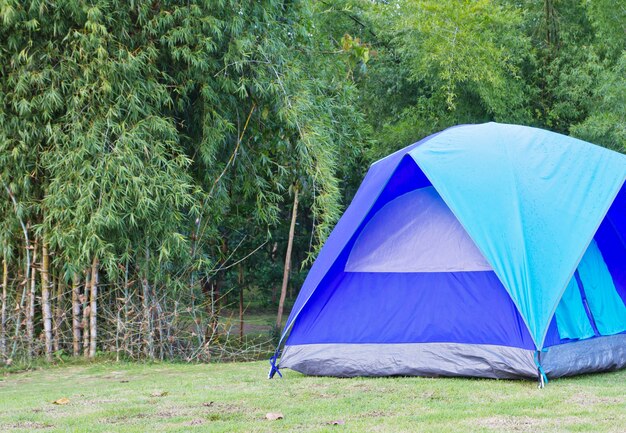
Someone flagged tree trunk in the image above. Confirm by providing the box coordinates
[210,281,220,339]
[544,0,558,52]
[53,276,64,353]
[4,187,31,360]
[72,273,81,357]
[116,262,129,362]
[122,259,130,359]
[151,276,161,360]
[27,240,37,358]
[142,246,153,359]
[11,256,29,360]
[1,255,7,360]
[89,257,99,359]
[270,242,278,303]
[276,185,299,329]
[82,271,90,357]
[239,264,244,341]
[41,243,53,361]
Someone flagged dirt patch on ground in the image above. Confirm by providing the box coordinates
[568,392,624,407]
[101,371,128,380]
[346,382,374,392]
[99,413,149,425]
[202,401,243,413]
[313,392,338,398]
[78,398,120,406]
[359,410,394,418]
[421,390,447,401]
[5,421,53,430]
[185,418,205,426]
[477,415,548,431]
[477,415,593,432]
[155,405,198,419]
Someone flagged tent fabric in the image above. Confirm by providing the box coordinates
[346,187,492,273]
[408,123,626,347]
[554,276,596,341]
[595,185,626,306]
[281,343,537,379]
[542,334,626,378]
[577,239,626,335]
[281,334,626,379]
[279,147,438,346]
[574,271,602,337]
[287,271,536,349]
[273,122,626,380]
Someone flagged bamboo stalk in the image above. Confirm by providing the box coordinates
[27,240,37,359]
[41,242,53,361]
[1,255,7,360]
[89,257,99,359]
[71,273,81,357]
[11,260,28,361]
[83,270,90,357]
[142,246,153,359]
[123,259,130,359]
[53,276,64,353]
[276,185,299,329]
[4,185,31,361]
[239,264,244,341]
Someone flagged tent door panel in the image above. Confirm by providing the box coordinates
[554,275,596,340]
[574,271,601,337]
[577,239,626,336]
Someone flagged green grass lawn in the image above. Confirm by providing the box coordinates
[0,361,624,433]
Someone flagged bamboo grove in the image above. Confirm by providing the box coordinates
[0,0,624,365]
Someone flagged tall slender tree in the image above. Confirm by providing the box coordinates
[276,185,299,329]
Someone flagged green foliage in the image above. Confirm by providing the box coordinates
[323,0,535,158]
[317,0,624,162]
[0,0,623,357]
[0,1,368,352]
[0,1,366,251]
[571,53,626,152]
[391,0,530,115]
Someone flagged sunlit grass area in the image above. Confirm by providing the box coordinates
[1,361,624,432]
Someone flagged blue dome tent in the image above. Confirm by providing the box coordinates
[269,123,626,382]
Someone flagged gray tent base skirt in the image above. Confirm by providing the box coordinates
[542,334,626,378]
[280,335,626,380]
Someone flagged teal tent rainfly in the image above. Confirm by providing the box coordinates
[269,122,626,383]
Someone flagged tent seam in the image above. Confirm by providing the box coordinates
[408,125,538,349]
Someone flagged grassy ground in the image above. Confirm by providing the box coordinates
[0,361,624,433]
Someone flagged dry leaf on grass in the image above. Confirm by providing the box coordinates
[265,412,284,421]
[150,391,169,397]
[53,398,70,405]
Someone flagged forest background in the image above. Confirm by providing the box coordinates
[0,0,624,366]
